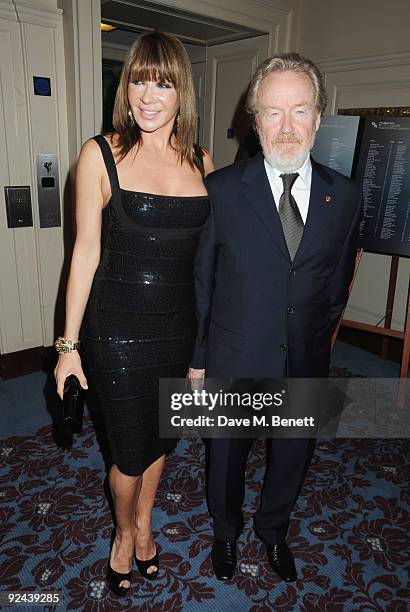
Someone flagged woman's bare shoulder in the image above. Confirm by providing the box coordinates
[78,132,122,167]
[81,132,119,153]
[76,137,107,188]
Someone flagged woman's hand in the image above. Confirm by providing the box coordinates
[54,351,88,400]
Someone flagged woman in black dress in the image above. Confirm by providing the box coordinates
[54,31,213,595]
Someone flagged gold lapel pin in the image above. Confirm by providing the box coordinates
[324,195,332,203]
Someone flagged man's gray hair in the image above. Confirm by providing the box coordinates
[246,52,328,118]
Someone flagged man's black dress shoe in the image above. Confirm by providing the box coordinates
[266,541,297,582]
[211,539,236,581]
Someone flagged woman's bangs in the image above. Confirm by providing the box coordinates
[129,45,178,86]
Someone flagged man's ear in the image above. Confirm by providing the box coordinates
[253,115,261,141]
[315,113,321,133]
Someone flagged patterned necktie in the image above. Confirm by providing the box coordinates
[278,172,304,260]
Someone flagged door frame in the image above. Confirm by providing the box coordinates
[69,0,301,159]
[204,35,269,161]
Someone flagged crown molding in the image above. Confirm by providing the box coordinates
[145,0,292,32]
[318,49,410,73]
[0,1,62,27]
[244,0,297,16]
[0,1,15,20]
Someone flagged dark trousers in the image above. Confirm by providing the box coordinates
[205,435,316,545]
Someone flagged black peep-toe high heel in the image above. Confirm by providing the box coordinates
[106,529,133,596]
[135,548,159,580]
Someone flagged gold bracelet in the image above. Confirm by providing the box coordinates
[54,336,80,354]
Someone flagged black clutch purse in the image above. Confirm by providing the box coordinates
[63,375,84,434]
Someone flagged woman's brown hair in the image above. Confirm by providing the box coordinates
[112,31,202,172]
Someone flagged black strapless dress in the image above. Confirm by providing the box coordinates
[80,135,209,476]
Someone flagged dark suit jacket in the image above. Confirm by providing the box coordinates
[191,153,362,378]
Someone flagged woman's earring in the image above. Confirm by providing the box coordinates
[175,113,180,131]
[128,109,136,129]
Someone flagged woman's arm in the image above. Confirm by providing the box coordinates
[54,138,106,398]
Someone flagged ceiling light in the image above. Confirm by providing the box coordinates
[100,23,116,32]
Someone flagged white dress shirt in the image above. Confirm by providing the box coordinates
[264,155,312,224]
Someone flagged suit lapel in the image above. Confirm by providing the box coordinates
[241,153,290,260]
[241,155,336,262]
[293,158,335,262]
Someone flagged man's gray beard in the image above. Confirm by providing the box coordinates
[262,131,317,173]
[264,145,311,174]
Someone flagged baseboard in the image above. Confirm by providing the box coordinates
[0,346,56,379]
[338,325,403,365]
[0,329,403,379]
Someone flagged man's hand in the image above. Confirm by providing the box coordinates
[187,368,205,379]
[187,367,205,391]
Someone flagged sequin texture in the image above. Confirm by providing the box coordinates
[80,137,209,475]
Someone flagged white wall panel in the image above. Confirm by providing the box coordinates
[0,0,69,354]
[205,36,269,168]
[299,1,410,333]
[322,55,410,330]
[0,20,43,353]
[23,21,65,347]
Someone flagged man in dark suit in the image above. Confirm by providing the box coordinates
[188,53,361,583]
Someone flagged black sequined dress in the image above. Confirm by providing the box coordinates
[80,135,209,476]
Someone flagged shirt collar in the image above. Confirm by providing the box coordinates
[264,154,312,189]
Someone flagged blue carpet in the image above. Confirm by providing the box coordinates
[0,342,409,611]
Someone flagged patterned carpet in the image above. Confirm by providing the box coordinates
[0,364,409,611]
